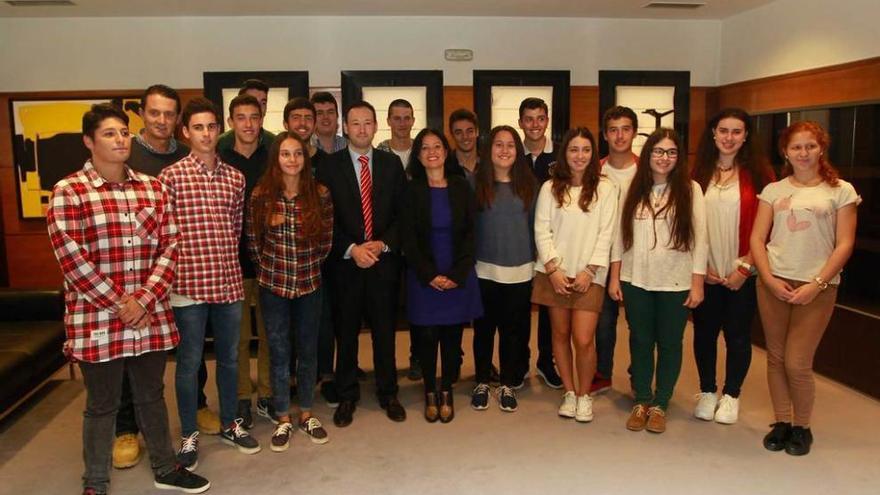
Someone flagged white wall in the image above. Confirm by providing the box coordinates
[720,0,880,84]
[0,16,721,92]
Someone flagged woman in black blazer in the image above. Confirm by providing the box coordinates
[401,128,483,423]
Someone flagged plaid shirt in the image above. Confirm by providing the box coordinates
[247,188,333,299]
[159,153,245,303]
[47,161,180,363]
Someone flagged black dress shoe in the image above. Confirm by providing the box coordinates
[333,401,356,428]
[785,426,813,456]
[381,397,407,422]
[763,422,792,451]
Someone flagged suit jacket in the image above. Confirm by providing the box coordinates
[401,175,476,287]
[316,147,407,274]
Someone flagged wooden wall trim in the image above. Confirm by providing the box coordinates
[716,57,880,114]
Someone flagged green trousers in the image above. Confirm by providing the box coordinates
[621,282,689,409]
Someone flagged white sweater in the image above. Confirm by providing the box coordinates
[616,180,708,291]
[534,178,618,284]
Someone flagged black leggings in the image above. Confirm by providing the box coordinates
[473,278,532,386]
[414,324,464,394]
[691,278,757,398]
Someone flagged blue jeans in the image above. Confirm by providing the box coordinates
[260,286,322,415]
[174,302,241,436]
[595,291,620,378]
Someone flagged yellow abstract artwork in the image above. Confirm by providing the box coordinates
[10,98,144,218]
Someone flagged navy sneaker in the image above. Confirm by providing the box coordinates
[498,386,518,412]
[221,419,261,454]
[153,465,210,493]
[471,383,490,410]
[536,362,563,389]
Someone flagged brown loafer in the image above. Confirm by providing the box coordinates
[646,406,667,433]
[439,391,455,423]
[424,392,439,423]
[626,404,649,431]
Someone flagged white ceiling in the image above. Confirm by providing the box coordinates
[0,0,777,19]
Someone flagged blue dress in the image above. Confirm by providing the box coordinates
[407,187,483,326]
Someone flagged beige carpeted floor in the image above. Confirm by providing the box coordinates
[1,316,878,495]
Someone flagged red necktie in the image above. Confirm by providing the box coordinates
[358,154,373,241]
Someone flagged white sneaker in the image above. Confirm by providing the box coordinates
[575,394,593,422]
[557,391,576,418]
[714,394,740,424]
[694,392,718,421]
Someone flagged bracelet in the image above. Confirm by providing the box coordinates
[736,266,751,277]
[546,267,558,276]
[584,267,597,278]
[736,259,757,275]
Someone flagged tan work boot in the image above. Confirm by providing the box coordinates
[626,404,649,431]
[197,407,221,435]
[646,406,667,433]
[112,433,141,469]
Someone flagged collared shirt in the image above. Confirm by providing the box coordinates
[343,147,389,258]
[312,133,348,153]
[158,153,245,304]
[348,147,374,180]
[247,189,334,299]
[524,137,556,184]
[47,161,180,363]
[135,131,181,155]
[129,132,190,177]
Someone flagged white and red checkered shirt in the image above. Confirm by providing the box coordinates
[47,161,180,363]
[159,153,245,303]
[247,188,334,299]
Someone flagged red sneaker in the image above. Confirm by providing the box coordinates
[590,374,612,395]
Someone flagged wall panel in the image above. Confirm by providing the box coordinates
[717,57,880,113]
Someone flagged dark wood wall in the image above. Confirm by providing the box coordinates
[712,57,880,400]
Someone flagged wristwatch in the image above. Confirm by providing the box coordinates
[813,276,829,291]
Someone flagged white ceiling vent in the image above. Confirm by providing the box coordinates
[5,0,75,6]
[643,1,706,9]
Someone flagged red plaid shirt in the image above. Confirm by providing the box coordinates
[47,161,180,363]
[159,153,245,303]
[247,188,333,299]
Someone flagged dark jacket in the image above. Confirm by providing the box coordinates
[316,147,407,266]
[401,175,476,287]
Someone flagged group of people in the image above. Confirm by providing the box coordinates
[47,79,859,495]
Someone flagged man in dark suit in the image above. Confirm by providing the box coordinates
[317,100,408,427]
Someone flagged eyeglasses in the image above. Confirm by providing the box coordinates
[651,147,679,159]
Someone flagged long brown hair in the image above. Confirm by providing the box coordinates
[693,108,774,193]
[778,120,840,186]
[474,125,536,210]
[621,128,694,251]
[551,127,601,212]
[250,133,329,251]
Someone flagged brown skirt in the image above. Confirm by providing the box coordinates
[530,272,604,312]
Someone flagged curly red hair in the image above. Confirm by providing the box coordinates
[778,120,839,186]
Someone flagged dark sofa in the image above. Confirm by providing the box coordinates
[0,289,67,416]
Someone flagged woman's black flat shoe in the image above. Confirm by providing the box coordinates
[763,422,792,451]
[785,426,813,456]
